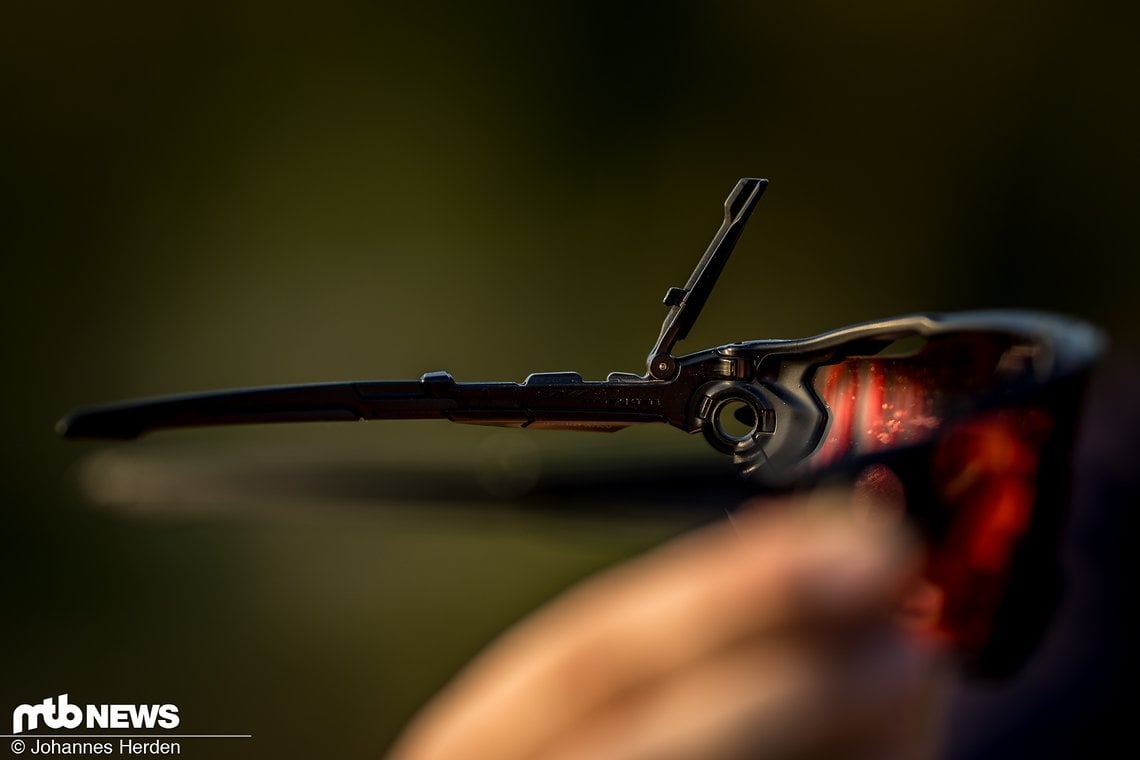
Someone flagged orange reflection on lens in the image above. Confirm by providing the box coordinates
[926,409,1053,656]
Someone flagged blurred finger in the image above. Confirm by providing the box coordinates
[389,496,922,760]
[543,628,945,760]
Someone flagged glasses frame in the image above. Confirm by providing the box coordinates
[58,178,1103,480]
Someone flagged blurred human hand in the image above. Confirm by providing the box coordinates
[388,494,948,760]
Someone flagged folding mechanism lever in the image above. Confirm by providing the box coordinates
[646,177,768,380]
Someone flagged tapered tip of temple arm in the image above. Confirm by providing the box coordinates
[55,382,420,439]
[57,407,146,439]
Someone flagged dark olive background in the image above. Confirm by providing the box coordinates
[3,3,1138,758]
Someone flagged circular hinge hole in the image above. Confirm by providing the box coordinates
[714,399,759,443]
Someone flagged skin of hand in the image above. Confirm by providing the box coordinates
[387,493,949,760]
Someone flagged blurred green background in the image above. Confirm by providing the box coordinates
[3,2,1138,757]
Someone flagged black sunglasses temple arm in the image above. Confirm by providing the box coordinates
[59,178,773,443]
[56,371,691,441]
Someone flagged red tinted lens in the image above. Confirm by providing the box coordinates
[806,335,1066,668]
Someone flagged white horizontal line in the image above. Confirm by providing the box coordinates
[2,734,251,739]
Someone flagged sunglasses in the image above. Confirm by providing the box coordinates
[59,178,1104,677]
